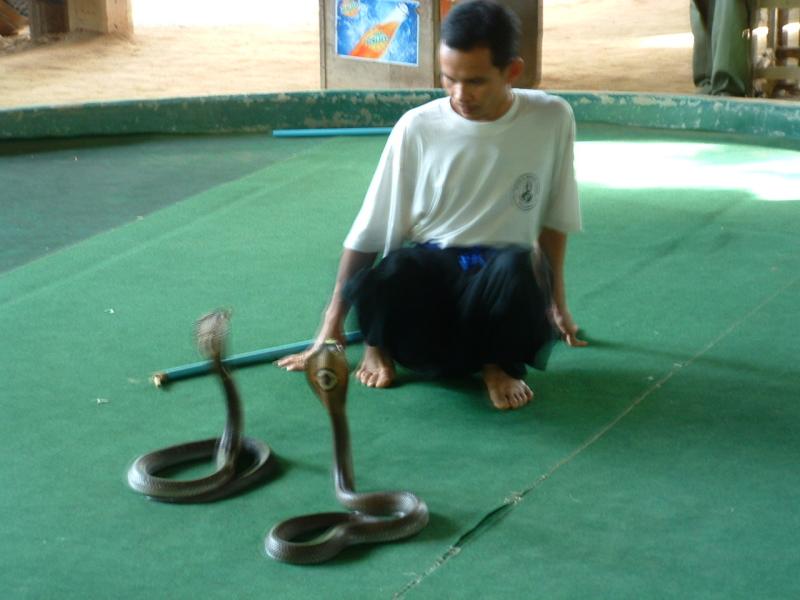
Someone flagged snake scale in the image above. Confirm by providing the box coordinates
[265,341,429,564]
[127,310,275,502]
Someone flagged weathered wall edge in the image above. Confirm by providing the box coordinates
[1,90,798,142]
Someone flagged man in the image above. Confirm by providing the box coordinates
[279,0,586,410]
[690,0,752,96]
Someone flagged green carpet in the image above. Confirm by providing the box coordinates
[1,127,798,599]
[0,133,319,274]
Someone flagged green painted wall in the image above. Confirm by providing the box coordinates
[1,90,798,144]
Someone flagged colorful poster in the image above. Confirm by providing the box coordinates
[440,0,455,20]
[336,0,420,66]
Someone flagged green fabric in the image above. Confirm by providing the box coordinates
[0,134,319,274]
[691,0,753,96]
[401,182,800,598]
[1,128,798,598]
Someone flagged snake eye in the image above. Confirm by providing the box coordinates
[315,368,338,391]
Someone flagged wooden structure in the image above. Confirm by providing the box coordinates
[67,0,131,35]
[0,0,28,36]
[25,0,131,39]
[320,0,542,90]
[30,0,68,37]
[752,0,800,94]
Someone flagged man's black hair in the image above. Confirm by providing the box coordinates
[441,0,521,68]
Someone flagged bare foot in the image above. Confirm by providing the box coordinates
[356,345,395,388]
[481,364,533,410]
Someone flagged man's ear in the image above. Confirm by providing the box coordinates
[506,57,525,84]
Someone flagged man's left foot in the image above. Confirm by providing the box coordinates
[481,364,533,410]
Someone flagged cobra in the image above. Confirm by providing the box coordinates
[265,341,429,564]
[127,310,275,502]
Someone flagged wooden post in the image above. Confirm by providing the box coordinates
[67,0,132,35]
[29,0,69,38]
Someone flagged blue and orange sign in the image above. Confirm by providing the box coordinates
[336,1,419,66]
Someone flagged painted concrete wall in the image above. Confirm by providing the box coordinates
[0,91,798,147]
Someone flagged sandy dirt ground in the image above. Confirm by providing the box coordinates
[0,0,696,109]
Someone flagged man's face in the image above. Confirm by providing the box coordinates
[439,44,521,122]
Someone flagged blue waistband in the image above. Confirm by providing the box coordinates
[417,242,498,272]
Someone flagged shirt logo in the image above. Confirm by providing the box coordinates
[513,173,541,211]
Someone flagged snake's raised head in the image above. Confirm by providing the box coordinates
[195,309,231,360]
[305,340,349,411]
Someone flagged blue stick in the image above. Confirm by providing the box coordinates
[272,127,392,138]
[152,331,364,387]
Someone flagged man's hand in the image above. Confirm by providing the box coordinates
[276,248,377,372]
[537,228,586,348]
[276,322,346,372]
[276,347,316,372]
[551,305,588,347]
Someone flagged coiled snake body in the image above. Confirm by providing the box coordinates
[265,341,429,564]
[127,311,275,502]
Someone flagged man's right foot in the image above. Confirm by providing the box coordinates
[356,345,396,388]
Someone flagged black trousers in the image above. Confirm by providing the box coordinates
[344,245,557,379]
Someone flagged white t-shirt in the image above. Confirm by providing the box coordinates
[344,89,581,256]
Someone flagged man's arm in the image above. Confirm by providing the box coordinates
[277,248,378,371]
[537,227,587,347]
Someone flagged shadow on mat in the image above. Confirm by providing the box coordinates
[581,335,793,379]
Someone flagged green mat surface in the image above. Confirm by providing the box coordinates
[1,126,798,599]
[0,134,319,274]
